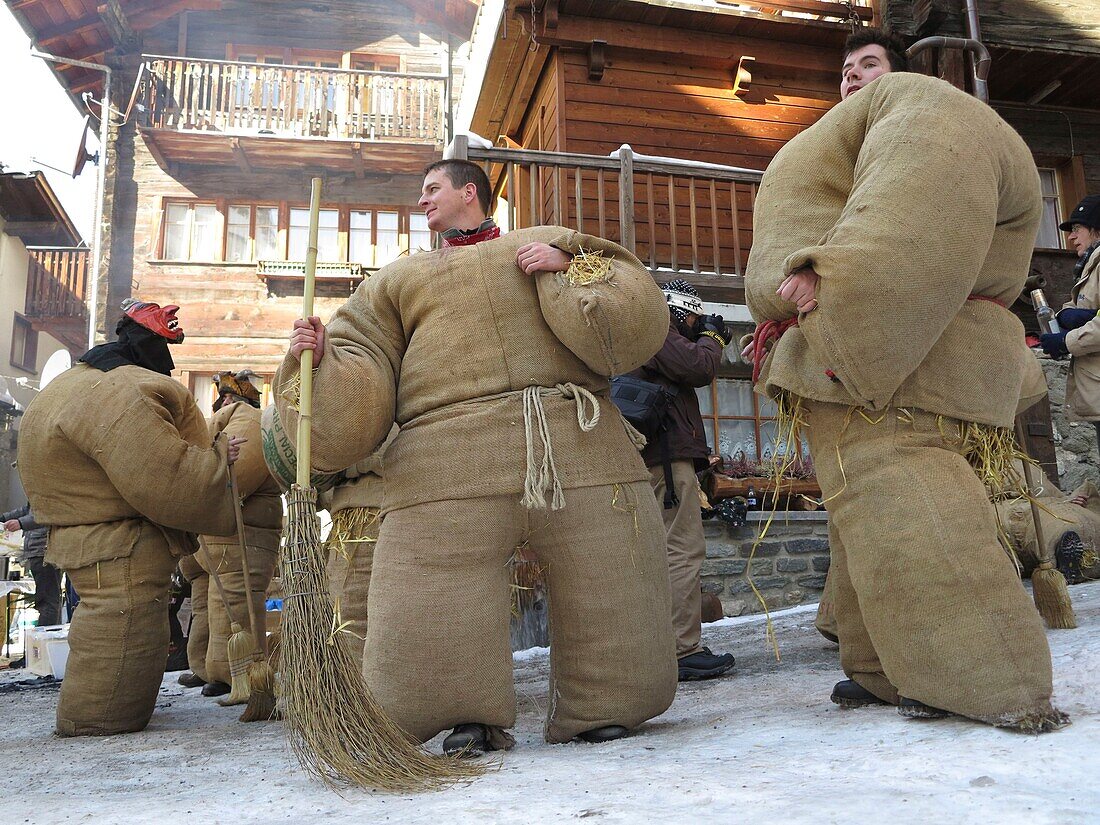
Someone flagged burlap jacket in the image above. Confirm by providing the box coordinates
[202,402,282,546]
[746,73,1045,428]
[17,364,236,569]
[274,226,669,513]
[1062,246,1100,421]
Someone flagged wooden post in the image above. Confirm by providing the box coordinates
[617,144,636,253]
[451,131,468,160]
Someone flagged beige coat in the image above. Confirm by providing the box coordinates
[1063,246,1100,421]
[746,73,1044,427]
[17,364,236,569]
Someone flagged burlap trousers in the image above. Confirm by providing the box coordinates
[363,481,677,744]
[648,460,705,658]
[57,533,177,736]
[324,507,380,671]
[804,400,1058,726]
[196,535,279,685]
[177,553,209,682]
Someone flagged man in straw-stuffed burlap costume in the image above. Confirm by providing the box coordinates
[318,426,397,672]
[17,301,241,736]
[278,159,677,755]
[745,69,1067,730]
[193,370,283,698]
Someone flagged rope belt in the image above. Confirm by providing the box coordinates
[750,293,1008,385]
[521,383,601,510]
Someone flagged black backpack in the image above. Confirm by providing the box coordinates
[610,375,679,509]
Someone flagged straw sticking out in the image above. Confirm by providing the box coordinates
[564,248,614,285]
[280,484,484,791]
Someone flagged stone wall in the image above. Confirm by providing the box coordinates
[1041,354,1100,493]
[701,511,830,617]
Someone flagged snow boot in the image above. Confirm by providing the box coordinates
[898,697,952,719]
[201,680,230,698]
[830,679,890,709]
[442,724,492,757]
[178,671,206,688]
[1055,531,1086,585]
[578,725,629,743]
[677,647,735,681]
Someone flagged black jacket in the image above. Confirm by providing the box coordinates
[627,321,722,471]
[1,502,48,561]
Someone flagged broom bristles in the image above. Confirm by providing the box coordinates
[239,659,278,722]
[1032,563,1078,629]
[219,622,255,706]
[281,484,483,791]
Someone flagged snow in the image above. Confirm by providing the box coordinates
[4,582,1099,824]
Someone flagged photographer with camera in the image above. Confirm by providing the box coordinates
[626,280,736,681]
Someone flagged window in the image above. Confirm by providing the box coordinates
[349,210,373,264]
[410,212,432,253]
[375,211,400,266]
[1036,169,1064,249]
[255,206,279,260]
[164,202,219,261]
[289,207,339,261]
[697,379,806,466]
[10,314,38,373]
[225,204,280,262]
[225,205,252,262]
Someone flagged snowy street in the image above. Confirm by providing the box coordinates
[4,582,1098,824]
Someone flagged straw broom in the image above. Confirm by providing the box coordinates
[1014,419,1076,629]
[229,464,279,722]
[200,542,253,704]
[280,177,482,791]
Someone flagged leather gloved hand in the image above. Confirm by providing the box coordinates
[695,314,731,347]
[1040,331,1069,358]
[1056,307,1097,331]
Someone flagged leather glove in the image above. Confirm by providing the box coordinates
[1056,307,1097,331]
[1040,331,1069,358]
[695,314,731,347]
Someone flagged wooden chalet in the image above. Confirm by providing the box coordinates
[458,0,1100,474]
[7,0,478,405]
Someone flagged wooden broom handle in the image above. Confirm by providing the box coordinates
[202,544,243,629]
[230,463,266,657]
[295,177,323,488]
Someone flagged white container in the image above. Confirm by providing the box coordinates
[26,624,70,679]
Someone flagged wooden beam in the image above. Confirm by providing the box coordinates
[352,142,366,179]
[534,14,839,74]
[398,0,479,41]
[97,0,139,51]
[126,0,222,32]
[8,0,46,10]
[57,49,108,67]
[36,13,103,46]
[913,0,955,37]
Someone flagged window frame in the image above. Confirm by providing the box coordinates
[698,377,809,469]
[1036,167,1065,251]
[10,313,38,373]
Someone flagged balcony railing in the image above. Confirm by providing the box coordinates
[139,56,447,143]
[25,247,88,321]
[455,139,762,296]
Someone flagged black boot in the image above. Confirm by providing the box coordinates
[898,697,952,719]
[577,725,629,743]
[201,680,231,697]
[677,647,735,681]
[830,679,890,709]
[1055,531,1086,585]
[442,724,491,757]
[178,671,206,688]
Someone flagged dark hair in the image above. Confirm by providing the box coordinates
[843,28,909,72]
[423,159,492,215]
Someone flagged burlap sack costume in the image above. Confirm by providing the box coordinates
[746,73,1062,730]
[197,401,282,686]
[320,430,395,671]
[177,553,209,682]
[275,226,677,744]
[17,364,235,735]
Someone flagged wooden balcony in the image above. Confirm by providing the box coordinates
[24,247,88,353]
[137,56,448,174]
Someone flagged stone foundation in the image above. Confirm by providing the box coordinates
[702,511,830,617]
[1040,355,1100,493]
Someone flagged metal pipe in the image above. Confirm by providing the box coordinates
[905,36,990,102]
[963,0,990,103]
[30,48,112,350]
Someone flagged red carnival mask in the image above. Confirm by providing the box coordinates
[123,300,185,343]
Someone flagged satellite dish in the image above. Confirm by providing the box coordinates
[71,115,100,179]
[40,349,72,390]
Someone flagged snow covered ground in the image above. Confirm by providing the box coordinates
[4,582,1098,824]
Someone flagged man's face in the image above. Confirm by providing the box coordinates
[419,168,475,232]
[841,44,892,100]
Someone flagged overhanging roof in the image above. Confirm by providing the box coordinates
[0,170,83,246]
